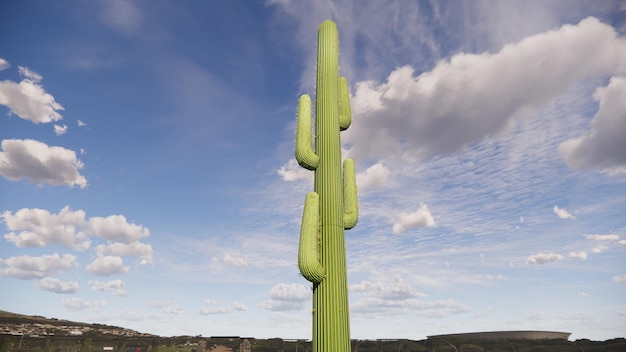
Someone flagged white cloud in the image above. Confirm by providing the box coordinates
[61,297,107,311]
[54,124,68,135]
[277,158,313,183]
[553,205,575,219]
[199,306,230,315]
[260,283,310,311]
[466,274,507,284]
[350,297,470,318]
[85,256,129,276]
[233,301,247,311]
[89,279,127,296]
[149,300,186,314]
[0,139,87,188]
[526,252,563,265]
[18,66,43,82]
[88,215,149,243]
[2,206,90,250]
[220,253,247,268]
[584,234,620,241]
[0,58,9,71]
[613,274,626,284]
[345,17,626,163]
[98,0,143,37]
[0,67,64,123]
[2,206,153,268]
[163,303,186,315]
[198,300,247,315]
[592,245,609,254]
[77,119,87,127]
[0,253,77,279]
[560,76,626,173]
[95,241,153,265]
[569,251,588,260]
[392,203,436,235]
[349,275,425,300]
[357,162,390,190]
[36,277,79,294]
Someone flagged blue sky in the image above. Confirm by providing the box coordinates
[1,0,625,341]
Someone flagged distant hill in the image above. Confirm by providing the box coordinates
[0,309,95,327]
[0,309,151,336]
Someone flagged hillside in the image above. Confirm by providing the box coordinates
[0,309,152,338]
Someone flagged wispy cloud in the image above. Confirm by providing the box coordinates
[554,205,575,220]
[526,252,563,265]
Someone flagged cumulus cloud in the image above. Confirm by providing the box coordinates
[569,251,588,260]
[36,277,79,294]
[277,158,313,183]
[0,139,87,188]
[0,66,64,123]
[89,279,127,296]
[560,76,626,173]
[0,58,9,71]
[0,253,77,279]
[553,205,575,220]
[392,203,436,235]
[95,241,153,265]
[345,17,626,163]
[260,283,310,311]
[526,252,563,265]
[54,124,68,135]
[85,256,129,276]
[233,301,248,311]
[2,206,153,268]
[2,206,90,250]
[357,162,390,190]
[61,297,107,311]
[613,274,626,284]
[88,215,149,243]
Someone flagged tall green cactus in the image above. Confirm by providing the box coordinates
[296,20,358,352]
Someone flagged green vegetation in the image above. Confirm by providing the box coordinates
[295,20,358,352]
[1,334,625,352]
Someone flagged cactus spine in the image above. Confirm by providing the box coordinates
[296,20,358,352]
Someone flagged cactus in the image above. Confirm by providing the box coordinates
[296,20,358,352]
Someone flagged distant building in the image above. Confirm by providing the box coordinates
[428,330,571,341]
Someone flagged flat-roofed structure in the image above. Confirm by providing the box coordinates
[428,330,571,341]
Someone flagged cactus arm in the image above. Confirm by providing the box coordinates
[296,94,319,170]
[338,76,351,131]
[298,192,325,283]
[343,158,358,230]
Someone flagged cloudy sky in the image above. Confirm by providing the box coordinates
[1,0,625,341]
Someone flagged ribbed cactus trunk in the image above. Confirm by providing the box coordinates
[295,20,358,352]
